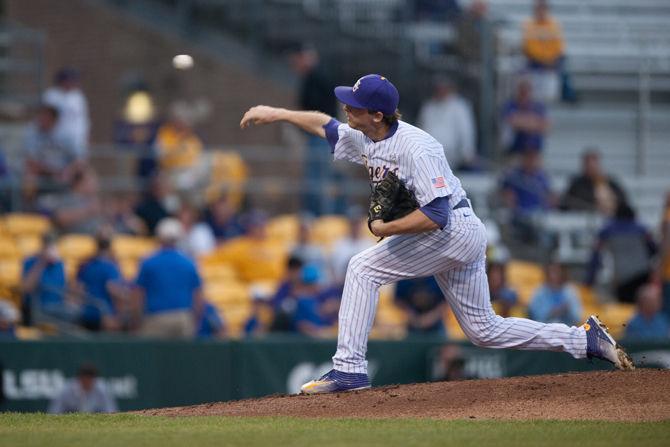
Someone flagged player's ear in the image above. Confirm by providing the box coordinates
[371,111,384,123]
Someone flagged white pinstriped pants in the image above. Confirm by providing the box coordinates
[332,207,588,374]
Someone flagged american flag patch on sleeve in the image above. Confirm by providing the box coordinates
[431,176,445,188]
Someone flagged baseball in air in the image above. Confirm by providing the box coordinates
[172,54,194,70]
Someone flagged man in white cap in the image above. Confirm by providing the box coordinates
[134,218,204,338]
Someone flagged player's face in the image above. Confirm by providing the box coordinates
[342,104,373,131]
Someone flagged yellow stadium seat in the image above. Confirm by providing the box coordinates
[64,259,79,280]
[600,303,636,339]
[220,302,252,337]
[506,260,544,306]
[310,215,350,251]
[0,236,19,259]
[112,235,157,261]
[576,284,600,307]
[57,234,96,263]
[15,235,42,257]
[2,213,51,237]
[198,259,237,282]
[204,150,248,209]
[205,280,251,307]
[266,214,299,245]
[445,308,467,340]
[0,259,22,288]
[120,258,139,280]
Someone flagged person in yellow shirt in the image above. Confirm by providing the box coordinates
[154,101,207,195]
[522,0,564,69]
[522,0,575,102]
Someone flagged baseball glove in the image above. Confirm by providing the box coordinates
[368,171,419,232]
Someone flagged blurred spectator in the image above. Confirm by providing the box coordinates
[269,256,305,332]
[290,45,337,117]
[22,104,83,203]
[177,203,216,257]
[529,262,582,325]
[522,0,566,102]
[501,78,548,154]
[244,291,272,337]
[134,174,175,235]
[414,0,461,21]
[500,149,555,248]
[330,210,375,285]
[113,85,160,178]
[154,101,207,195]
[432,344,469,382]
[394,276,447,336]
[417,77,477,170]
[76,232,127,332]
[104,193,147,235]
[21,233,72,325]
[48,364,116,414]
[658,192,670,319]
[204,196,244,242]
[457,0,490,63]
[293,265,335,337]
[0,299,19,338]
[196,301,226,339]
[48,168,102,235]
[289,45,339,215]
[214,211,286,283]
[561,149,627,216]
[43,68,90,158]
[586,203,657,303]
[487,262,518,318]
[290,215,328,283]
[135,218,204,338]
[625,284,669,340]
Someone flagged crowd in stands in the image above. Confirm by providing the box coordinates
[1,0,669,344]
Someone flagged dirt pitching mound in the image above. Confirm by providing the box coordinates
[139,369,670,421]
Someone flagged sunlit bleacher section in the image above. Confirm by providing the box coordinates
[0,210,645,339]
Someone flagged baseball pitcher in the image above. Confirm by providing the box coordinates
[240,74,633,394]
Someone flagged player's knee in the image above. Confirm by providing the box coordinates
[464,318,499,347]
[345,253,378,284]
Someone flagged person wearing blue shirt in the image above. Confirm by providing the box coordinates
[501,148,553,215]
[293,264,336,337]
[21,233,74,325]
[625,284,670,340]
[529,262,582,326]
[586,202,656,303]
[501,78,548,154]
[135,218,204,338]
[196,301,226,339]
[76,234,126,331]
[500,148,556,248]
[269,256,304,332]
[487,262,519,318]
[394,276,447,336]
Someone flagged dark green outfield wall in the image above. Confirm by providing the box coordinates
[1,337,667,412]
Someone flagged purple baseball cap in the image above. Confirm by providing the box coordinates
[334,74,399,116]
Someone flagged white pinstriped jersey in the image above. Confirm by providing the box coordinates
[332,121,468,208]
[325,120,588,377]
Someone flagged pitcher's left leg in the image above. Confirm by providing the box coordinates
[435,260,588,358]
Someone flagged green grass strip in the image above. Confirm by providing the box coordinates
[1,414,668,447]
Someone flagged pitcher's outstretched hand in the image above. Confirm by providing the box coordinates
[240,106,285,129]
